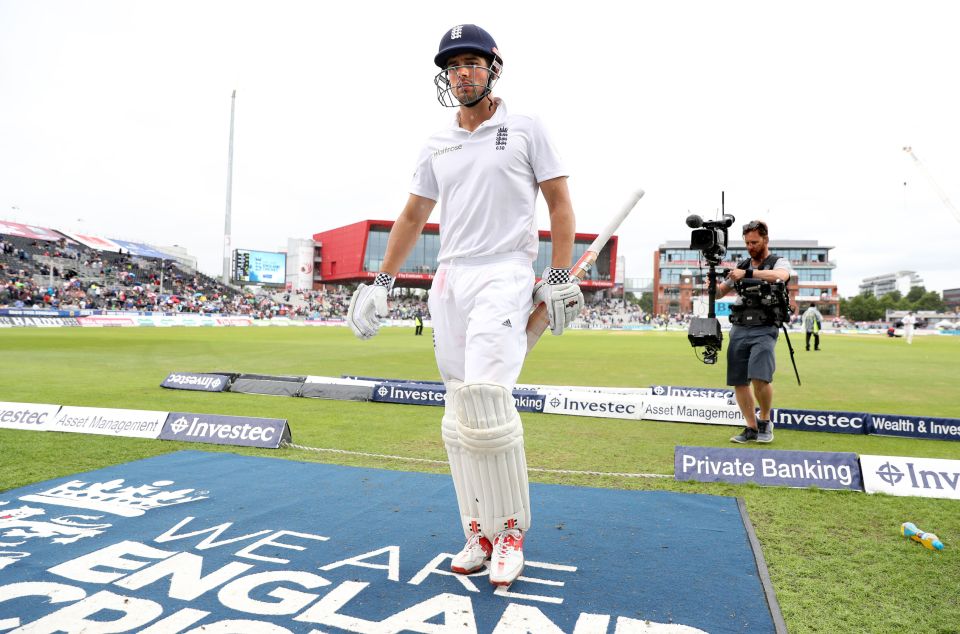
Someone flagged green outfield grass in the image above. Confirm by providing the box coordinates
[2,326,959,633]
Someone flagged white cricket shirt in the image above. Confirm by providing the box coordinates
[410,99,568,263]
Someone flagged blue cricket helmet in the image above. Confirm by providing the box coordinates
[434,24,500,68]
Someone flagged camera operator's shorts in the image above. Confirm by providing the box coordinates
[726,325,779,385]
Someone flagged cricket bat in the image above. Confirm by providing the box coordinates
[526,189,645,354]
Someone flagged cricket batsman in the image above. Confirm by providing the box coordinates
[346,23,583,586]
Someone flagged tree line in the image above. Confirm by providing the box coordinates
[839,287,946,322]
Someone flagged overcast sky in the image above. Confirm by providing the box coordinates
[1,0,958,296]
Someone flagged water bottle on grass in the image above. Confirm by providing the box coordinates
[901,522,944,551]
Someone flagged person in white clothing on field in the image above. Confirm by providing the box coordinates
[903,311,917,344]
[346,24,583,587]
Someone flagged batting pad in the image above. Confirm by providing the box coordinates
[440,380,483,539]
[454,382,531,538]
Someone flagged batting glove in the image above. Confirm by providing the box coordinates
[347,272,393,340]
[533,267,584,336]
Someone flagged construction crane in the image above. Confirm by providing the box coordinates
[902,146,960,224]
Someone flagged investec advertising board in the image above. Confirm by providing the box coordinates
[650,385,734,399]
[48,406,166,439]
[769,408,867,435]
[860,454,960,500]
[675,446,863,491]
[160,372,231,392]
[159,412,290,448]
[867,413,960,441]
[372,382,545,413]
[642,396,745,426]
[0,402,61,432]
[542,391,642,419]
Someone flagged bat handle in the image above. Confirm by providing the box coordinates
[525,302,550,352]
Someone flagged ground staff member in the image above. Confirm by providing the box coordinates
[716,220,792,443]
[802,303,823,351]
[346,24,582,587]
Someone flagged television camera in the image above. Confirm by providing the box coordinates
[686,195,735,365]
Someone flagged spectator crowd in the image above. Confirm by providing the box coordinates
[5,234,949,330]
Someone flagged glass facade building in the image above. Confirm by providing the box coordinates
[653,239,838,316]
[313,220,616,290]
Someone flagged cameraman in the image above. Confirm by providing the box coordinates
[715,220,792,443]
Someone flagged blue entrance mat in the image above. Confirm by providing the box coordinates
[0,451,783,632]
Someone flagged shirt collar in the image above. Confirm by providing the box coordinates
[449,97,507,131]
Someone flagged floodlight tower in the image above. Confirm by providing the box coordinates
[223,90,237,285]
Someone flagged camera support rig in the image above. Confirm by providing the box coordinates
[686,193,735,364]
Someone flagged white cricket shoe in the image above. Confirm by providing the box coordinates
[490,528,525,586]
[450,533,492,575]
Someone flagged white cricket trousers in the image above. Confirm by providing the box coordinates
[428,253,534,386]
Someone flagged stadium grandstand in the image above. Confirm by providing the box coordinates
[2,217,668,328]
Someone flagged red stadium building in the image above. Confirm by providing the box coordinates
[311,220,617,291]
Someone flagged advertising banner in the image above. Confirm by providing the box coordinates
[109,239,174,259]
[860,454,960,500]
[641,396,744,426]
[371,383,446,405]
[649,385,734,399]
[0,402,60,432]
[675,446,863,490]
[0,316,79,327]
[215,316,254,327]
[372,382,544,413]
[160,373,231,392]
[542,391,643,420]
[57,231,124,252]
[160,412,290,448]
[867,413,960,442]
[0,220,66,241]
[525,384,650,395]
[48,406,166,439]
[0,309,88,317]
[769,408,869,435]
[307,376,380,386]
[78,315,137,327]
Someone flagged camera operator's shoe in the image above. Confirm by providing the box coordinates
[730,426,758,443]
[756,420,774,443]
[450,533,492,575]
[490,528,525,586]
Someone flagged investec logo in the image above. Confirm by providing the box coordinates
[166,374,223,390]
[169,416,278,443]
[652,385,731,399]
[382,385,446,403]
[875,461,960,492]
[555,397,635,415]
[771,409,864,430]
